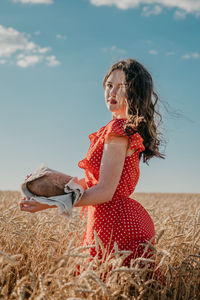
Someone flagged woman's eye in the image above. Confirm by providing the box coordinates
[107,83,112,88]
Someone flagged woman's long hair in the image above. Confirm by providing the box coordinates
[103,59,165,163]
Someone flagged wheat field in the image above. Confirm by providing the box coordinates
[0,191,199,299]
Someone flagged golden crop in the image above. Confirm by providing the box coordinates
[0,191,199,299]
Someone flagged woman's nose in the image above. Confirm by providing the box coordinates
[110,86,118,96]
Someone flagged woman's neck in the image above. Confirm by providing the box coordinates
[112,113,127,120]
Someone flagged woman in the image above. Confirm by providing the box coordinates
[20,59,164,269]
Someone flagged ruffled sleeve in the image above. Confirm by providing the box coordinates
[88,132,97,145]
[105,119,145,153]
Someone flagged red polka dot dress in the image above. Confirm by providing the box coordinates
[78,118,155,266]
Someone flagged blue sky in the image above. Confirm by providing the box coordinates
[0,0,199,193]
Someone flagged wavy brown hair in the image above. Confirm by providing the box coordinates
[103,59,165,163]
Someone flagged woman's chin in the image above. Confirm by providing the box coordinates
[106,105,118,112]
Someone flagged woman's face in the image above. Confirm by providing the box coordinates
[104,70,128,119]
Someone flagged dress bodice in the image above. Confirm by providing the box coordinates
[78,118,145,198]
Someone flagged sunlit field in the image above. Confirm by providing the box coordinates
[0,191,199,299]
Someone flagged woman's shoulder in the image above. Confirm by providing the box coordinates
[104,118,126,133]
[89,119,126,139]
[106,118,126,126]
[102,118,128,143]
[104,118,145,153]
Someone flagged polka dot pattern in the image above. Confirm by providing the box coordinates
[78,118,155,266]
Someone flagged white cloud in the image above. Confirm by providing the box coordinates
[56,34,67,40]
[13,0,53,4]
[166,51,175,56]
[16,54,42,67]
[174,10,187,19]
[182,52,200,59]
[0,59,6,64]
[46,55,60,67]
[149,49,158,55]
[142,5,162,17]
[37,47,51,53]
[34,30,41,35]
[182,54,190,59]
[90,0,200,17]
[0,24,59,68]
[91,0,140,10]
[102,45,126,54]
[0,25,33,57]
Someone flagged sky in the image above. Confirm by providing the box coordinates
[0,0,200,193]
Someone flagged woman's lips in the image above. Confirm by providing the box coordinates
[109,99,117,104]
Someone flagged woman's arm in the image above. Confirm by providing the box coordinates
[78,177,87,190]
[19,135,128,212]
[74,135,128,207]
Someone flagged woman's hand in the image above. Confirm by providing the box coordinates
[19,197,56,213]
